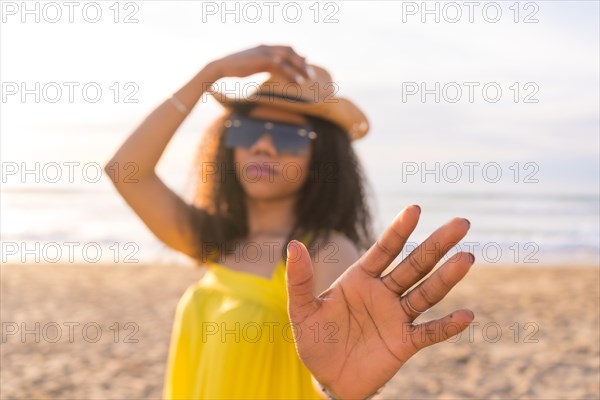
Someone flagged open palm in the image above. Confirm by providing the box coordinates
[285,205,475,399]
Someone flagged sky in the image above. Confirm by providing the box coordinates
[2,1,598,171]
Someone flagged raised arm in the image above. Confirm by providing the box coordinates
[104,63,222,258]
[104,45,311,259]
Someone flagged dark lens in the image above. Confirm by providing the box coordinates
[272,125,313,156]
[224,116,263,149]
[225,114,314,155]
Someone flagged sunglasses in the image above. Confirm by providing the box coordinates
[223,114,317,156]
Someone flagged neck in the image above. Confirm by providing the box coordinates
[246,195,296,238]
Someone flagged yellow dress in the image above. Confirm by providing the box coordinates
[162,252,322,399]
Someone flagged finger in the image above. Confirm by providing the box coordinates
[385,217,470,295]
[358,205,421,279]
[267,53,301,83]
[408,309,474,351]
[399,252,475,319]
[273,46,310,79]
[280,61,306,84]
[286,55,310,80]
[286,240,319,324]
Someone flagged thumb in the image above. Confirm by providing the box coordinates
[286,240,319,322]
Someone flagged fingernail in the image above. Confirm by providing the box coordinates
[413,204,421,214]
[464,218,471,228]
[306,65,317,79]
[295,74,305,84]
[287,240,296,258]
[468,253,475,263]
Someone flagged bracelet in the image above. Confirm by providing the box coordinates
[316,379,385,400]
[317,381,338,400]
[169,94,189,115]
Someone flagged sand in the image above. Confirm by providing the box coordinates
[1,263,598,400]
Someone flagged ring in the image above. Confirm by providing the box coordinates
[403,292,430,315]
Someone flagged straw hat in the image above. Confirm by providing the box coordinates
[210,64,370,140]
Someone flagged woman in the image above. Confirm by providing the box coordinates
[105,45,476,400]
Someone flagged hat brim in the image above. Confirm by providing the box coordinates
[211,91,369,140]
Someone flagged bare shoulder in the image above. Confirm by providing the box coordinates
[312,231,361,295]
[318,231,360,263]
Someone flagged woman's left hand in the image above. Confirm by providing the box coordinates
[285,204,475,399]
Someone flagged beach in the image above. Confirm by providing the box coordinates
[1,263,598,400]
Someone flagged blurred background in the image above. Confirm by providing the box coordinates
[2,0,599,266]
[1,1,599,399]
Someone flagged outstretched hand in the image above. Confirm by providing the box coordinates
[285,205,475,399]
